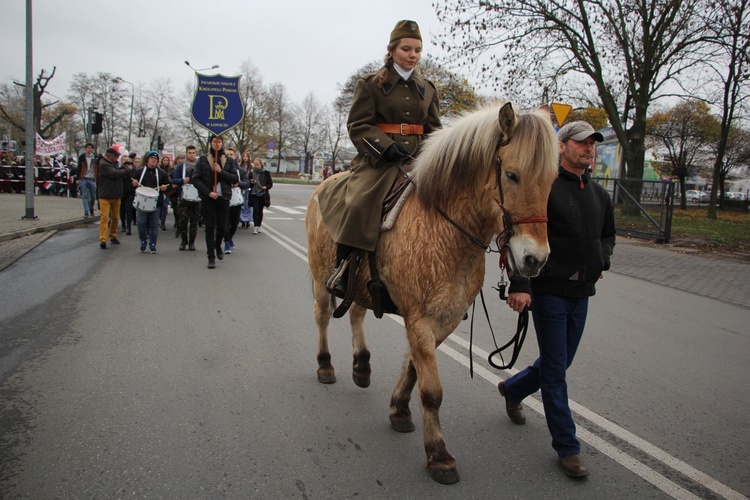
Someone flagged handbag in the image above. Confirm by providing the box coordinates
[264,191,271,208]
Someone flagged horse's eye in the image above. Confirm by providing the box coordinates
[505,171,518,183]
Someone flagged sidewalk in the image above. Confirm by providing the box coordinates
[0,193,91,243]
[0,193,92,271]
[0,192,748,308]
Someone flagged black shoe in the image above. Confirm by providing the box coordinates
[188,243,196,251]
[333,277,347,298]
[110,237,120,244]
[126,229,131,235]
[207,259,216,269]
[160,223,167,230]
[498,381,526,425]
[179,241,186,251]
[216,247,224,260]
[100,242,107,249]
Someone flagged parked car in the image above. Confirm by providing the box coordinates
[686,190,709,203]
[728,192,747,201]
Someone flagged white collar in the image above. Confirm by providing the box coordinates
[393,63,414,81]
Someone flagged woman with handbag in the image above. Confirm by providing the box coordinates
[249,158,273,234]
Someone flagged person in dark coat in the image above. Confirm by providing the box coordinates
[119,158,137,235]
[191,135,239,269]
[223,148,251,253]
[317,19,441,297]
[97,148,134,249]
[498,121,615,479]
[247,158,272,234]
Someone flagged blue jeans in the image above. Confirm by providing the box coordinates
[136,209,159,245]
[504,293,589,457]
[80,178,96,214]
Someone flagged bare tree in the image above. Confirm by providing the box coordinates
[323,99,349,171]
[702,0,750,218]
[0,67,74,140]
[712,125,750,199]
[145,78,173,149]
[228,59,271,157]
[67,72,95,140]
[90,72,127,147]
[165,82,208,152]
[435,0,711,208]
[267,82,292,173]
[295,91,325,173]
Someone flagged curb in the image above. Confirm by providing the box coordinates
[0,217,93,244]
[0,230,58,273]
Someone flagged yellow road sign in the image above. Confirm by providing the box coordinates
[550,103,573,127]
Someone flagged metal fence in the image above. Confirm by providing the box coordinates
[591,177,675,243]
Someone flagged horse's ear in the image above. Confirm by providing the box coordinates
[498,102,517,144]
[536,104,554,124]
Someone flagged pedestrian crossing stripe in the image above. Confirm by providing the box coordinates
[264,205,307,214]
[271,206,304,215]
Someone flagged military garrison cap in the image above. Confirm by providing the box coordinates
[390,20,421,43]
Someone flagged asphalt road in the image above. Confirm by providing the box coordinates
[1,184,748,499]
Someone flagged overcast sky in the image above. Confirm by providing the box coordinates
[1,0,460,107]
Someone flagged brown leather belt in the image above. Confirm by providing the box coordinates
[375,123,424,135]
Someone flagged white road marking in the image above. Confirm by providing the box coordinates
[273,206,305,214]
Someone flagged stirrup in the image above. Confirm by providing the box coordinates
[325,258,350,297]
[332,264,358,318]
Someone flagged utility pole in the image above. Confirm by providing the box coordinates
[23,0,35,220]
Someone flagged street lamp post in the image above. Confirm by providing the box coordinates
[119,79,135,152]
[184,61,219,73]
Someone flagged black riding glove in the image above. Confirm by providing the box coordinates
[381,143,410,163]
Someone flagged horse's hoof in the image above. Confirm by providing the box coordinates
[429,467,460,485]
[391,419,415,433]
[352,372,370,388]
[317,370,336,384]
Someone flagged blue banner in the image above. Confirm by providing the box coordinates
[191,74,244,135]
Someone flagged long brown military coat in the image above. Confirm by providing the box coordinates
[318,66,441,251]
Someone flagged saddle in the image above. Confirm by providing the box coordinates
[327,166,413,319]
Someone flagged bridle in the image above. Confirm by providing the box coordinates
[436,142,549,373]
[436,146,548,269]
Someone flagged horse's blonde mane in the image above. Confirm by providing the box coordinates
[412,105,557,207]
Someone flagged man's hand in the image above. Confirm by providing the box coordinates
[183,177,190,183]
[131,179,138,187]
[208,192,219,200]
[212,163,221,173]
[506,292,531,313]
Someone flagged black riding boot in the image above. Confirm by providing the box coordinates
[332,243,353,297]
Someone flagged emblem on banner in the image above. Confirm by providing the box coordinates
[191,74,244,135]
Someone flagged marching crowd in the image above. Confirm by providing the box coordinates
[79,135,273,269]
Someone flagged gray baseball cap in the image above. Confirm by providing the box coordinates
[558,121,604,142]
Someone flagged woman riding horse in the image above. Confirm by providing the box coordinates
[317,19,442,297]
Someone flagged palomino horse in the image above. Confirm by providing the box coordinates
[305,103,558,484]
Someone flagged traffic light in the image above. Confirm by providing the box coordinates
[92,112,103,134]
[157,135,164,150]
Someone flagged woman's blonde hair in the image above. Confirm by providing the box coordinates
[374,40,401,88]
